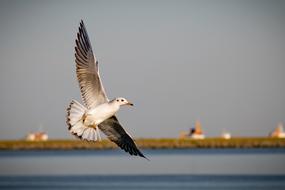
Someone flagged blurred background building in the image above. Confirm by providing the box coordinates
[269,123,285,138]
[179,120,205,139]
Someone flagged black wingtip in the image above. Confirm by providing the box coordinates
[137,149,150,161]
[140,154,150,161]
[79,20,85,31]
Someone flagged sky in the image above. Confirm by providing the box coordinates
[0,0,285,140]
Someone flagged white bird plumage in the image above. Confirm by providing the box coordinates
[83,98,133,127]
[66,20,146,159]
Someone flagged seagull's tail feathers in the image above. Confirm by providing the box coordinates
[66,100,101,141]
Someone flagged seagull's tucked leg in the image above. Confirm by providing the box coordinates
[92,124,101,141]
[97,128,102,141]
[82,113,87,123]
[94,128,98,141]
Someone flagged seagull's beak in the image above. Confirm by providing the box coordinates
[127,102,134,106]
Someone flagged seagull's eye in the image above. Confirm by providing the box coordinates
[121,99,124,102]
[116,99,119,102]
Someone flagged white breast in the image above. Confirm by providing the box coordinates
[84,102,119,125]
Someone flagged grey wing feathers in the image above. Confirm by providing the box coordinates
[75,20,108,109]
[99,116,148,159]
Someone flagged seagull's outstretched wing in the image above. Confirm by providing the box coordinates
[99,116,147,159]
[75,20,108,109]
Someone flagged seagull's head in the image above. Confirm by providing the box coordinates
[114,97,134,107]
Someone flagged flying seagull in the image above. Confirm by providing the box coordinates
[66,20,147,159]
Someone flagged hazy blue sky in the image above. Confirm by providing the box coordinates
[0,0,285,139]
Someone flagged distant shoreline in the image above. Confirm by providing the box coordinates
[0,138,285,150]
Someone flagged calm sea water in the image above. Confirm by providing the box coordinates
[0,148,285,189]
[0,175,285,190]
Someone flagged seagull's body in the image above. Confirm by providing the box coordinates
[84,102,118,126]
[66,20,146,159]
[84,98,132,126]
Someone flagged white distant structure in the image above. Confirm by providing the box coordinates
[221,130,231,139]
[179,120,205,139]
[180,120,205,139]
[189,120,205,139]
[269,123,285,138]
[26,131,48,141]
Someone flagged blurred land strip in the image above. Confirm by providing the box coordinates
[0,138,285,150]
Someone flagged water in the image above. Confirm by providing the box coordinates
[1,175,285,190]
[0,148,285,189]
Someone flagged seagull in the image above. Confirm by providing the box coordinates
[66,20,147,159]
